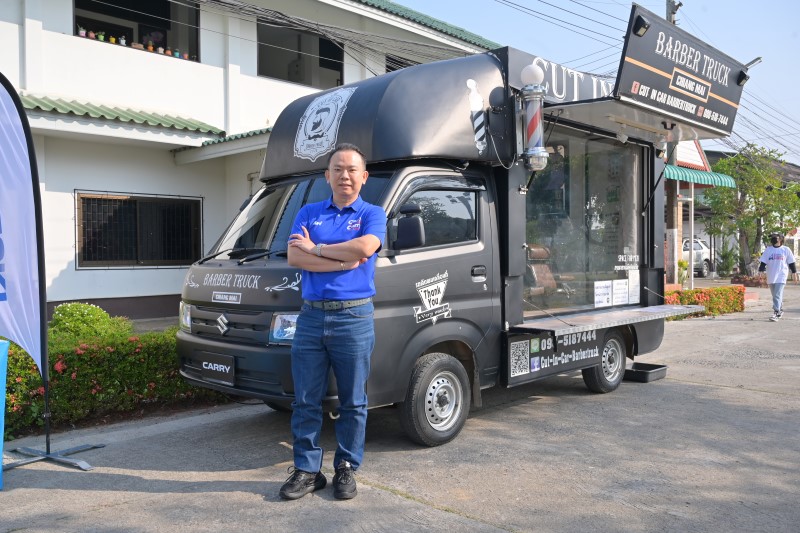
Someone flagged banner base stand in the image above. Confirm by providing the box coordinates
[3,443,105,472]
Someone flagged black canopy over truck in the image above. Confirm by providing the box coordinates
[177,6,745,445]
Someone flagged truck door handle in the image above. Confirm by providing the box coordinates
[471,265,486,277]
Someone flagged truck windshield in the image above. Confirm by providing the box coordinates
[212,174,390,258]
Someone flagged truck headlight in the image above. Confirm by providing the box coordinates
[270,313,298,344]
[179,301,191,332]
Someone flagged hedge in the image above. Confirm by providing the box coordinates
[664,285,745,320]
[3,304,225,440]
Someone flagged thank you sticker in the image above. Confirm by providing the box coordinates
[414,271,451,324]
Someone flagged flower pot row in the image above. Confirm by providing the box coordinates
[76,29,196,60]
[78,29,126,45]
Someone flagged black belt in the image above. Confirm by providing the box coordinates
[303,297,372,311]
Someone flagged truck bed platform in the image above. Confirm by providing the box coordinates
[511,304,704,336]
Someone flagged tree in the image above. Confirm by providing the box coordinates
[703,144,800,272]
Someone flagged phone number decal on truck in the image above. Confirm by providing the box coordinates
[558,330,597,346]
[507,329,604,384]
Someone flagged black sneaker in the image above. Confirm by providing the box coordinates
[333,461,357,500]
[279,468,326,500]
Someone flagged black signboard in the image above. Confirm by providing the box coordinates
[615,4,746,135]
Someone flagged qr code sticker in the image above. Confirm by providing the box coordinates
[510,340,530,377]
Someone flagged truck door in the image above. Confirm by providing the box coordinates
[368,171,501,406]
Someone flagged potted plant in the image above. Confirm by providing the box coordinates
[96,31,105,42]
[157,46,164,54]
[88,30,96,39]
[678,259,689,287]
[109,36,116,44]
[119,35,126,46]
[78,26,86,38]
[147,40,154,52]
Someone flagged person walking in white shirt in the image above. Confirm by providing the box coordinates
[758,233,799,321]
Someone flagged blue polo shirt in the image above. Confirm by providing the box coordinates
[291,196,386,301]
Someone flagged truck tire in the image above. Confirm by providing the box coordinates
[582,330,626,393]
[398,353,471,447]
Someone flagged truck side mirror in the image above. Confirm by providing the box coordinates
[393,203,425,250]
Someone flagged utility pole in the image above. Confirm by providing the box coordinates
[664,0,682,284]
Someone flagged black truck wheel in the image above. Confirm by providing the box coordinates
[398,353,471,447]
[582,330,626,393]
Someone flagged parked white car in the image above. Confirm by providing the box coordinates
[682,238,711,277]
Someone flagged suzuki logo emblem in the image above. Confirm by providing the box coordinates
[216,314,230,335]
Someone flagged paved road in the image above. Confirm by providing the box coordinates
[2,283,799,532]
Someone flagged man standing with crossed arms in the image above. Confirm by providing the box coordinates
[280,143,386,500]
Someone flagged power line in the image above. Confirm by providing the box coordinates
[560,44,621,66]
[492,0,622,47]
[566,0,629,23]
[529,0,625,31]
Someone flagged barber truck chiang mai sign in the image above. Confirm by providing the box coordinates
[616,4,747,136]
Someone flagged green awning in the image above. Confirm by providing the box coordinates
[664,164,736,188]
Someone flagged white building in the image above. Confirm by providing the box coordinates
[1,0,495,318]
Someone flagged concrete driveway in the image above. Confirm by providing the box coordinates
[3,282,799,532]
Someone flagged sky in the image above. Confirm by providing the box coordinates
[393,0,800,166]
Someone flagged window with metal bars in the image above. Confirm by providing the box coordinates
[77,192,202,267]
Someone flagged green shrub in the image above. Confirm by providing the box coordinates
[4,323,225,440]
[49,302,133,338]
[715,239,739,277]
[665,285,745,320]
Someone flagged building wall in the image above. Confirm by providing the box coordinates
[36,135,227,301]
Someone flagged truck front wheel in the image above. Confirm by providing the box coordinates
[582,330,626,393]
[398,353,471,447]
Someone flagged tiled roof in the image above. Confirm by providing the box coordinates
[20,93,224,135]
[353,0,500,50]
[676,140,711,171]
[201,127,271,146]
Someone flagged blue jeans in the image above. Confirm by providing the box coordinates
[290,301,374,473]
[769,283,786,313]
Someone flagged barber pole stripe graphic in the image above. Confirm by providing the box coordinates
[471,109,487,153]
[526,98,543,153]
[466,79,487,154]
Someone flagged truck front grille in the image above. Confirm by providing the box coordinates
[191,305,271,344]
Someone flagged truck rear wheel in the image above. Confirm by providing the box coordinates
[398,353,471,447]
[582,330,626,393]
